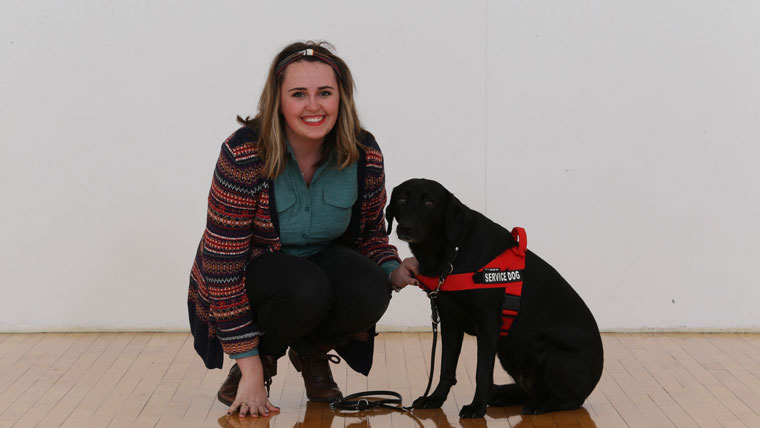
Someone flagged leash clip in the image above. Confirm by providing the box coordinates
[431,246,459,298]
[357,399,370,410]
[429,297,440,327]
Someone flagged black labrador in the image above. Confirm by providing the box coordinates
[386,178,603,418]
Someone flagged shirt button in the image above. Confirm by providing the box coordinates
[302,233,308,239]
[305,206,310,212]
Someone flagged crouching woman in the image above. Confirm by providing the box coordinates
[187,41,418,418]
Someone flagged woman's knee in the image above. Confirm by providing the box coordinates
[286,277,333,321]
[329,277,390,331]
[246,252,333,325]
[353,283,391,323]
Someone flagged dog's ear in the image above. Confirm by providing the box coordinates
[444,192,472,245]
[386,187,397,235]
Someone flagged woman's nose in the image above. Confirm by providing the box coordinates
[306,94,319,111]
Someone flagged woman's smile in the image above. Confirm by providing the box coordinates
[301,115,326,126]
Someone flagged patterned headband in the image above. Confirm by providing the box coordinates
[275,48,343,80]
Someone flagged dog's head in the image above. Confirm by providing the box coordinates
[386,178,472,247]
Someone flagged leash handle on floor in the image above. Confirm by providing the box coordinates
[329,390,407,412]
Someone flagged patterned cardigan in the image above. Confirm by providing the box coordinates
[188,126,400,371]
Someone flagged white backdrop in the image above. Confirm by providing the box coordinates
[1,1,758,332]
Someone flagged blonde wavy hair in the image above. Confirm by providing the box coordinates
[237,41,365,179]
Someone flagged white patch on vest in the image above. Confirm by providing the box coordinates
[482,270,521,283]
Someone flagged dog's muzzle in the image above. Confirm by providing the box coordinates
[396,226,417,243]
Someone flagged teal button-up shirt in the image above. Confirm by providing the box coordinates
[274,144,400,275]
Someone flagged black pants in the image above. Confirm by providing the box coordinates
[246,242,391,358]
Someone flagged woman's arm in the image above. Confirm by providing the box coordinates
[200,135,264,356]
[354,140,402,267]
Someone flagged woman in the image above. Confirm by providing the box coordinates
[187,41,419,419]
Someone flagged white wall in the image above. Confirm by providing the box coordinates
[1,1,758,332]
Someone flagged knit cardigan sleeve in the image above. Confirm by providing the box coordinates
[354,134,401,267]
[190,130,266,361]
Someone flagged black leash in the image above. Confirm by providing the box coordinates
[329,390,405,412]
[404,246,458,409]
[329,392,426,428]
[407,292,441,410]
[329,247,459,415]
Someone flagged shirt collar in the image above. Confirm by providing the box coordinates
[284,139,336,164]
[285,139,296,159]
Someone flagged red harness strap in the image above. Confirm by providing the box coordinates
[416,227,527,336]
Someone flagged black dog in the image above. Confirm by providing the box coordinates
[386,178,603,418]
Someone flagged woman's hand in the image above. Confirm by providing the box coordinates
[389,257,419,291]
[227,355,280,419]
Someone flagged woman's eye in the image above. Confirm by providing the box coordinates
[291,91,304,98]
[319,90,332,97]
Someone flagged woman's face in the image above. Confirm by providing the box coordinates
[279,60,340,147]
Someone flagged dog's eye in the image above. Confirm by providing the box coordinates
[397,198,406,205]
[424,201,435,209]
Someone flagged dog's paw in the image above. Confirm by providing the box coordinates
[412,394,445,409]
[489,384,526,406]
[459,402,487,418]
[488,396,508,407]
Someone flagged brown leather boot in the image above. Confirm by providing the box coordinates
[288,348,343,402]
[216,355,278,406]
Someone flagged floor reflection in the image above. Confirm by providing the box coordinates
[218,412,274,428]
[218,401,597,427]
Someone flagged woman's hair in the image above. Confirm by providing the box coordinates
[238,41,364,179]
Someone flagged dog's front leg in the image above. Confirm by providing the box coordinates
[459,314,500,418]
[412,316,463,409]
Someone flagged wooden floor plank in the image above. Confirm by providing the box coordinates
[660,335,737,428]
[178,365,223,428]
[84,333,164,428]
[0,333,21,358]
[113,333,187,428]
[0,334,74,422]
[198,367,233,428]
[712,336,760,395]
[402,332,431,399]
[584,400,628,428]
[36,333,134,428]
[2,333,760,427]
[616,334,695,428]
[361,333,395,428]
[154,337,207,428]
[0,334,47,397]
[59,333,150,428]
[11,333,100,428]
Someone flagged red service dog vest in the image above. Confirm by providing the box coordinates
[416,227,527,337]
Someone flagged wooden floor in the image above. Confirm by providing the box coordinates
[1,333,760,428]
